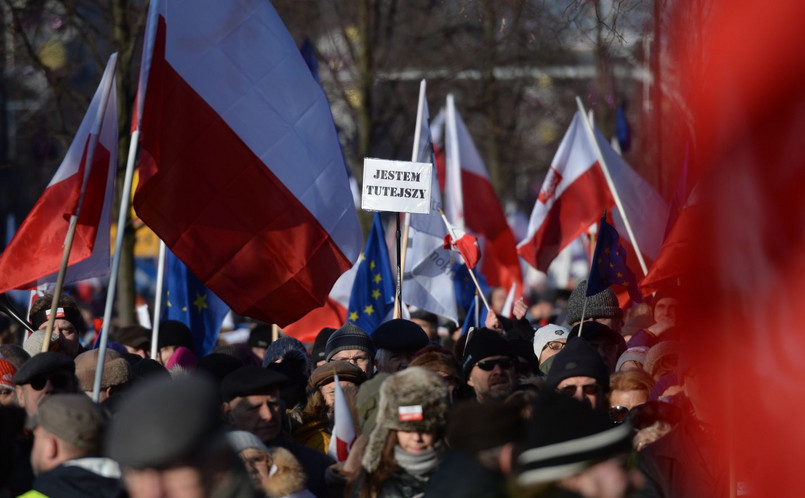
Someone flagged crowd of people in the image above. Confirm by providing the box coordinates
[0,281,724,498]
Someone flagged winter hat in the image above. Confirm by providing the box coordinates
[461,328,514,378]
[324,323,375,361]
[13,352,74,386]
[566,280,622,325]
[532,324,570,360]
[157,320,195,352]
[0,359,16,390]
[165,346,197,372]
[615,346,649,372]
[23,330,61,357]
[516,391,632,486]
[29,300,84,332]
[114,325,151,350]
[227,430,270,454]
[311,327,336,363]
[263,337,312,374]
[220,365,289,402]
[247,325,273,349]
[196,353,246,383]
[308,360,367,391]
[28,394,106,452]
[545,338,610,392]
[644,341,680,379]
[371,319,429,353]
[362,367,449,472]
[447,400,524,454]
[74,349,132,391]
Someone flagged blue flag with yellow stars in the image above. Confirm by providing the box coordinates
[460,294,488,337]
[587,214,642,303]
[453,262,489,311]
[347,212,395,334]
[162,248,230,356]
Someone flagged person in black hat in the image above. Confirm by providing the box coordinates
[410,308,439,342]
[13,352,78,416]
[569,321,627,373]
[310,327,336,367]
[546,338,610,411]
[155,320,195,366]
[325,323,375,377]
[371,319,429,374]
[113,325,151,359]
[247,324,273,361]
[221,365,334,497]
[461,328,517,403]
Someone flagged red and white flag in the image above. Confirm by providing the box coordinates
[442,96,523,292]
[132,0,363,326]
[442,224,481,269]
[327,374,357,462]
[0,55,118,294]
[517,112,668,273]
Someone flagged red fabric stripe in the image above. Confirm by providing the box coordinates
[282,297,346,344]
[517,163,614,272]
[134,17,352,326]
[460,170,523,289]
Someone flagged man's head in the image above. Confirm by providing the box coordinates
[546,338,610,410]
[307,360,366,423]
[221,365,289,444]
[569,322,626,373]
[462,328,516,403]
[652,288,680,327]
[156,320,195,365]
[410,309,439,341]
[325,323,375,377]
[28,393,105,475]
[30,294,85,358]
[114,325,151,358]
[74,349,132,401]
[532,324,570,365]
[13,352,77,415]
[0,358,17,406]
[246,325,273,361]
[311,327,336,367]
[372,319,429,373]
[566,280,624,333]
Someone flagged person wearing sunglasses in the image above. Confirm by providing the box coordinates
[545,338,610,411]
[12,352,78,417]
[461,328,517,403]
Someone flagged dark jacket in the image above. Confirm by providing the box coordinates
[274,437,335,498]
[349,468,431,498]
[424,450,506,498]
[26,458,125,498]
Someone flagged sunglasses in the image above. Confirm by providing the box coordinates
[559,383,599,397]
[545,341,565,352]
[29,373,73,392]
[476,358,514,371]
[610,405,630,424]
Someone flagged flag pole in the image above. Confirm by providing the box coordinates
[42,54,119,353]
[92,126,138,401]
[394,213,403,319]
[150,239,167,359]
[438,210,491,312]
[575,97,649,276]
[0,294,36,335]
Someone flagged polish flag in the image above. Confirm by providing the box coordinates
[0,55,118,294]
[132,0,363,326]
[327,374,357,462]
[442,96,523,292]
[442,227,481,269]
[517,112,668,274]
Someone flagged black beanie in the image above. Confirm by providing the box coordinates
[325,323,375,361]
[311,327,336,363]
[545,338,609,392]
[461,328,514,377]
[566,280,622,324]
[157,320,195,353]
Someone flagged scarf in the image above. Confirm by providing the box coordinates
[394,445,439,477]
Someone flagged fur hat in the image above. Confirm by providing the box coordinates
[362,367,449,472]
[566,280,622,325]
[74,349,132,391]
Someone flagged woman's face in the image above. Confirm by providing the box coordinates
[239,448,271,489]
[396,431,436,454]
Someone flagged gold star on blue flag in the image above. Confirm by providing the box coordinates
[587,214,642,303]
[347,212,395,333]
[163,248,230,356]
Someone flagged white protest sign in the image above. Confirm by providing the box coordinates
[361,158,432,214]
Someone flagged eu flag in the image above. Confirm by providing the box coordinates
[347,213,395,334]
[453,262,488,310]
[162,249,230,356]
[460,294,488,337]
[587,214,642,303]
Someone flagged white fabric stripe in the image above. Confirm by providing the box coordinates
[516,423,631,465]
[516,460,591,486]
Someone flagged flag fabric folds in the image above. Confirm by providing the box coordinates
[347,213,395,334]
[0,55,118,294]
[517,112,668,273]
[587,214,642,303]
[442,226,481,270]
[162,248,229,357]
[132,0,362,327]
[327,374,357,462]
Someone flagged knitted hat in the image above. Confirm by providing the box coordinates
[516,391,632,486]
[615,346,649,372]
[644,341,680,379]
[545,338,610,392]
[461,328,514,377]
[227,430,270,454]
[27,394,106,452]
[74,349,131,391]
[532,324,570,360]
[372,319,429,353]
[566,280,622,325]
[362,367,449,472]
[0,359,16,390]
[157,320,195,352]
[311,327,336,363]
[23,330,61,357]
[308,360,367,390]
[263,336,312,376]
[324,323,375,361]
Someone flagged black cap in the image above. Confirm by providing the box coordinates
[114,325,151,349]
[220,365,289,402]
[13,352,75,385]
[461,328,514,377]
[247,325,273,349]
[371,319,429,352]
[157,320,195,352]
[105,375,223,469]
[410,309,438,324]
[311,327,336,363]
[545,338,610,392]
[196,353,246,383]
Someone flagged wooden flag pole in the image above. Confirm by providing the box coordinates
[42,54,119,353]
[438,210,491,312]
[150,239,167,359]
[575,97,649,276]
[394,213,403,319]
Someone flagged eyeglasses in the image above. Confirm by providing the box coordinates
[29,373,73,392]
[476,358,514,371]
[558,383,599,397]
[545,341,565,352]
[610,405,630,424]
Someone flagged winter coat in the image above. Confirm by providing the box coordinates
[292,418,331,454]
[348,467,431,498]
[273,437,335,498]
[21,458,125,498]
